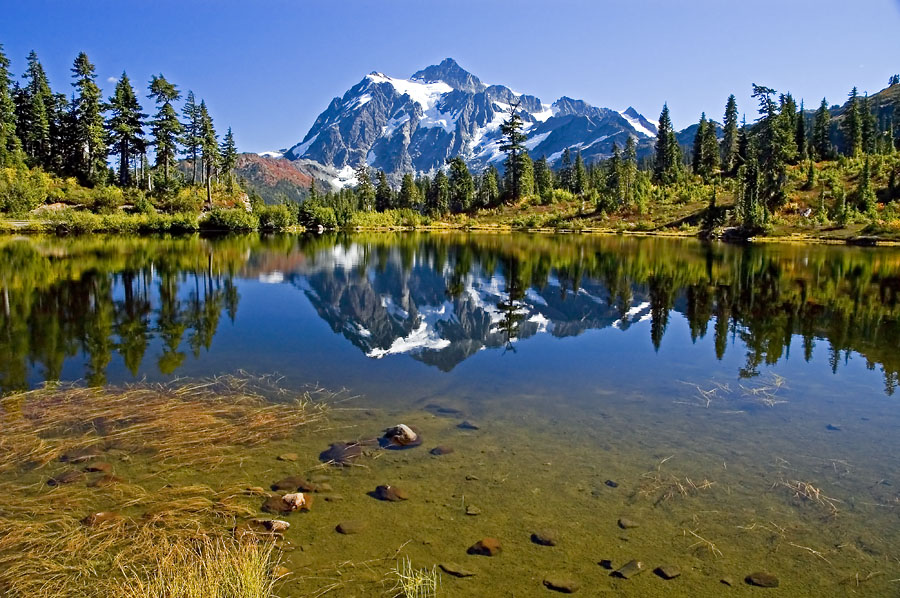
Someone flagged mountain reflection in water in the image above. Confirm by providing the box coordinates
[1,233,898,395]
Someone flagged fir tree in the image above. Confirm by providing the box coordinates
[20,51,52,165]
[812,97,832,160]
[558,148,574,192]
[692,113,707,173]
[219,127,237,190]
[573,150,586,195]
[752,84,791,211]
[70,52,107,184]
[499,102,528,201]
[106,72,145,186]
[355,165,375,211]
[795,100,808,162]
[860,93,876,155]
[0,44,21,164]
[533,155,554,203]
[478,167,500,208]
[843,87,862,157]
[857,156,876,215]
[427,169,450,216]
[181,91,202,184]
[622,136,638,205]
[721,94,740,175]
[654,103,680,184]
[147,74,183,182]
[398,173,420,209]
[605,142,622,205]
[700,118,720,181]
[446,156,474,213]
[374,169,394,211]
[199,100,219,205]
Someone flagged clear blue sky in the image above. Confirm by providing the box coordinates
[2,0,898,153]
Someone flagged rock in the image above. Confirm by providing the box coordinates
[543,575,580,593]
[324,494,344,502]
[277,453,299,461]
[430,445,455,456]
[720,576,734,586]
[256,519,290,533]
[273,566,291,579]
[282,492,312,511]
[531,529,559,546]
[654,565,681,580]
[271,476,318,492]
[439,562,476,577]
[467,537,501,556]
[426,404,464,417]
[458,420,480,430]
[617,518,639,530]
[372,485,408,501]
[87,474,124,488]
[605,480,619,488]
[336,520,368,535]
[826,424,841,431]
[48,470,85,486]
[81,511,121,526]
[383,424,421,447]
[319,442,364,466]
[261,496,294,515]
[598,559,614,570]
[465,474,480,481]
[465,505,481,516]
[746,572,779,588]
[84,462,112,473]
[612,560,645,579]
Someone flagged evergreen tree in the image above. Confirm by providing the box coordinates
[147,74,182,182]
[654,103,680,184]
[692,113,707,173]
[398,173,420,209]
[219,127,237,190]
[700,117,720,180]
[777,93,799,165]
[857,156,876,215]
[106,72,145,186]
[737,138,764,229]
[374,169,394,211]
[70,52,107,184]
[427,169,450,216]
[181,91,202,184]
[605,142,622,205]
[19,51,52,165]
[0,44,21,164]
[499,103,528,201]
[795,100,808,161]
[860,93,876,155]
[199,100,219,205]
[478,167,500,208]
[558,148,574,191]
[812,97,832,160]
[622,136,638,205]
[533,155,554,203]
[752,84,791,211]
[721,94,740,175]
[446,156,474,213]
[355,165,375,211]
[573,150,586,195]
[843,86,862,157]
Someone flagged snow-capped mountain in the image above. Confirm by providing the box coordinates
[286,58,660,181]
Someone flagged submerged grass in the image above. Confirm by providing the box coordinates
[390,557,440,598]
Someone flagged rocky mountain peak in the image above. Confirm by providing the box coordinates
[411,58,485,93]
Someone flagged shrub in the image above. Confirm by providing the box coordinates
[201,208,259,231]
[157,186,203,214]
[297,202,338,229]
[92,186,125,214]
[257,204,296,230]
[0,166,50,215]
[45,209,102,234]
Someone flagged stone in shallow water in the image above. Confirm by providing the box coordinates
[271,476,317,492]
[47,470,85,486]
[467,537,501,556]
[617,517,639,529]
[430,445,455,455]
[543,575,580,593]
[466,505,481,516]
[277,453,299,461]
[439,562,476,577]
[88,474,124,488]
[458,420,480,430]
[826,424,841,431]
[598,559,614,570]
[336,520,367,534]
[372,485,408,501]
[319,442,364,466]
[531,529,559,546]
[605,479,619,488]
[612,560,645,579]
[383,424,422,448]
[84,462,112,473]
[746,571,779,587]
[654,565,681,579]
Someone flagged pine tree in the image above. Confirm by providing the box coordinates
[374,169,394,211]
[795,100,808,162]
[533,155,554,203]
[721,94,740,175]
[858,156,876,215]
[752,84,791,211]
[654,103,679,184]
[20,51,52,165]
[446,157,474,213]
[199,100,219,205]
[622,137,638,205]
[499,102,528,201]
[0,44,21,164]
[860,93,876,155]
[812,97,832,160]
[777,94,799,166]
[573,150,586,195]
[605,142,622,205]
[692,113,707,173]
[478,167,500,208]
[147,74,183,182]
[70,52,107,184]
[700,118,720,180]
[181,91,202,184]
[398,173,419,209]
[427,169,450,216]
[355,165,375,211]
[219,127,237,190]
[737,138,764,229]
[558,148,574,192]
[843,87,862,157]
[106,72,145,186]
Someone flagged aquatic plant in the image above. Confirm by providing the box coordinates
[391,557,440,598]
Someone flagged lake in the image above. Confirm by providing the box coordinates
[1,232,899,596]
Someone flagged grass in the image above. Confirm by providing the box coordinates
[390,557,441,598]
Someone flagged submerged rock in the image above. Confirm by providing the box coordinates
[271,476,318,492]
[465,505,482,516]
[467,537,501,556]
[47,470,85,486]
[458,420,480,430]
[335,520,368,535]
[531,529,559,546]
[430,445,455,456]
[612,560,645,579]
[383,424,421,448]
[826,424,842,431]
[60,447,102,463]
[654,565,681,580]
[84,462,112,473]
[543,575,580,593]
[372,485,408,501]
[277,453,299,462]
[256,519,290,533]
[88,474,124,488]
[617,517,639,529]
[598,559,614,570]
[439,562,476,577]
[746,571,779,588]
[604,479,619,488]
[319,442,364,466]
[262,493,312,514]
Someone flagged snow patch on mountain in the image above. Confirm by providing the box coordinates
[618,110,656,137]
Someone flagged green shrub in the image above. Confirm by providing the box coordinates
[0,166,50,215]
[157,186,203,214]
[148,212,200,232]
[298,202,338,229]
[201,208,259,231]
[92,186,124,214]
[45,209,102,234]
[257,204,296,230]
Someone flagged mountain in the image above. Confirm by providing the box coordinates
[284,58,663,183]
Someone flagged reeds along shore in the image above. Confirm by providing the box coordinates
[0,376,327,598]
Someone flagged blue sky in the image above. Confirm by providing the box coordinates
[2,0,898,153]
